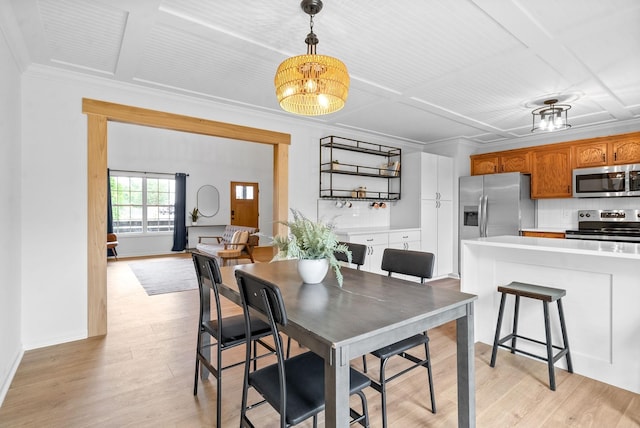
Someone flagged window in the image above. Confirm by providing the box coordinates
[110,174,175,234]
[235,184,254,200]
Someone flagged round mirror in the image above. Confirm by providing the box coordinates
[197,185,220,217]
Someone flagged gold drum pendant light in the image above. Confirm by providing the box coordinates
[275,0,349,116]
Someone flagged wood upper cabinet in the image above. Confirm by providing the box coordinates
[531,146,572,198]
[573,136,640,168]
[573,142,609,168]
[471,150,530,175]
[611,137,640,164]
[500,150,530,173]
[471,154,499,175]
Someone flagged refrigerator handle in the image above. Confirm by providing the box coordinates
[482,195,489,237]
[478,196,484,237]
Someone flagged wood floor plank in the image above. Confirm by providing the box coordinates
[0,256,638,427]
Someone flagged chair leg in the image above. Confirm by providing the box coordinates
[543,301,556,391]
[490,293,507,367]
[353,390,370,427]
[511,295,520,354]
[424,341,436,413]
[193,329,202,395]
[252,340,258,371]
[557,299,573,373]
[216,344,222,428]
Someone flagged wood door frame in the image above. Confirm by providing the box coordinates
[83,98,290,337]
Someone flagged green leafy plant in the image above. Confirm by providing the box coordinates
[272,209,351,285]
[190,207,199,222]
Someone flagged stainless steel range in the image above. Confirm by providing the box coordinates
[565,209,640,243]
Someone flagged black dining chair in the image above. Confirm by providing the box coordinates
[235,269,371,428]
[363,248,437,428]
[191,252,274,428]
[334,241,367,270]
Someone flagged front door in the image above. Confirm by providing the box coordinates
[230,181,259,228]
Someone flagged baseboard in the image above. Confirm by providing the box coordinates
[0,347,24,407]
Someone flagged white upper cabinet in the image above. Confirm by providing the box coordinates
[421,154,453,201]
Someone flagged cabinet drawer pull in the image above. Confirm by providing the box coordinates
[402,235,408,239]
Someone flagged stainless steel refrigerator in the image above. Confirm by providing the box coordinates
[459,173,535,270]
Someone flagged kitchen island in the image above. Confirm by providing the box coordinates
[460,235,640,394]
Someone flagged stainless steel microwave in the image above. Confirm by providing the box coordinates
[573,163,640,197]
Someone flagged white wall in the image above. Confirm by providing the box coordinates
[17,65,422,352]
[108,123,273,257]
[0,24,23,403]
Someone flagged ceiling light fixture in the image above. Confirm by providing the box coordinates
[274,0,349,116]
[531,99,571,133]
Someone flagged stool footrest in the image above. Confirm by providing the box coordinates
[497,334,569,364]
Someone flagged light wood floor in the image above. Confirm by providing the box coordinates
[1,255,638,427]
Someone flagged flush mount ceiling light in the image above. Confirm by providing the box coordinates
[531,99,572,133]
[274,0,349,116]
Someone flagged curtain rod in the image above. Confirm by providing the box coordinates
[109,169,189,177]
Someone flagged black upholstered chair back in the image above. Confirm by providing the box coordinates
[335,241,367,269]
[381,248,435,283]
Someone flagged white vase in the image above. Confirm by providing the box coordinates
[297,258,329,284]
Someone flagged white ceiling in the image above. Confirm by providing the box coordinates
[4,0,640,147]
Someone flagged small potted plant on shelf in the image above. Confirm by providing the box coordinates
[271,209,351,285]
[190,207,199,225]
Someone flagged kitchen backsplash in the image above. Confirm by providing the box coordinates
[317,199,391,229]
[537,197,640,229]
[319,196,640,232]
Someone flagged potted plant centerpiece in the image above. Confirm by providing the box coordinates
[190,207,199,225]
[272,209,351,285]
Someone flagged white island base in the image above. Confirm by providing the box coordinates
[461,235,640,394]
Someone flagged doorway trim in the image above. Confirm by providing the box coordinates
[83,98,290,337]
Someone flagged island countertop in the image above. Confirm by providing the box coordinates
[460,235,640,394]
[464,235,640,259]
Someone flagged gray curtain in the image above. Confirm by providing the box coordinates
[171,173,187,251]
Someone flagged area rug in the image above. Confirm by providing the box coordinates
[128,257,198,296]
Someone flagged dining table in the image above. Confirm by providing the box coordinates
[211,259,477,428]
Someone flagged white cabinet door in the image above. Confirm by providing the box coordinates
[420,153,454,201]
[421,200,438,256]
[349,233,389,274]
[436,200,453,275]
[368,244,387,275]
[420,154,438,200]
[388,230,420,251]
[437,156,454,201]
[420,199,453,277]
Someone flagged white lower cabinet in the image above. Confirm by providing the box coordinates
[348,233,388,275]
[337,229,421,277]
[388,230,421,251]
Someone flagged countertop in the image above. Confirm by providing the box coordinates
[334,227,420,235]
[462,235,640,259]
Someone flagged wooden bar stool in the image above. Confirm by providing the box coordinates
[490,281,573,390]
